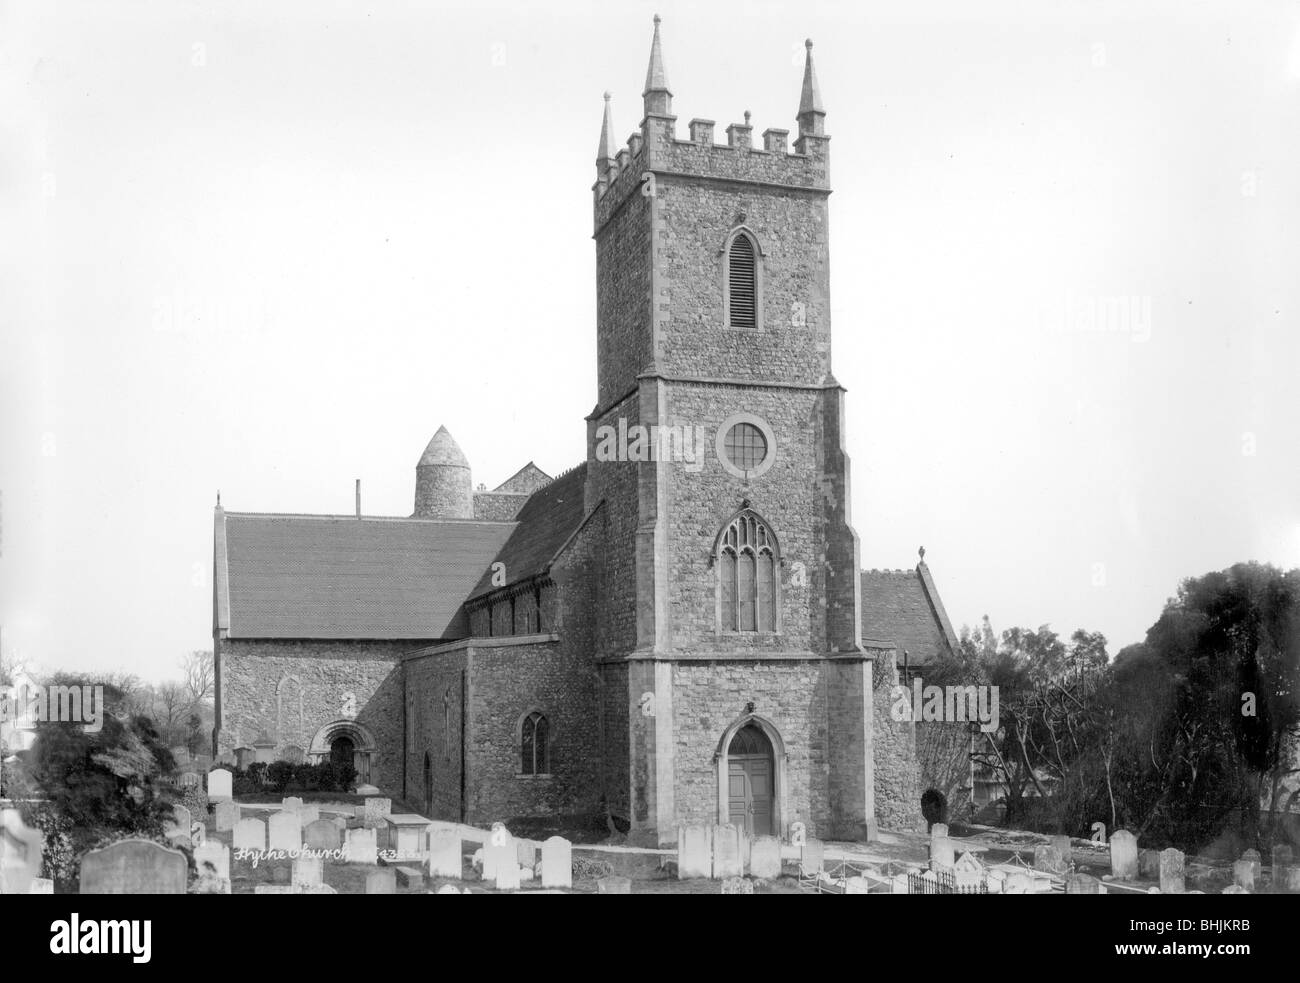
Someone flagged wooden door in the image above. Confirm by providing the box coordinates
[726,724,775,836]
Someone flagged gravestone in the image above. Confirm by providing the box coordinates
[485,824,514,884]
[346,827,378,865]
[1232,859,1255,892]
[331,815,349,831]
[953,852,984,890]
[596,875,632,894]
[844,876,870,894]
[194,841,231,881]
[395,866,425,890]
[363,797,391,828]
[79,839,187,894]
[516,838,538,868]
[0,810,44,895]
[385,814,431,857]
[930,836,956,871]
[1033,842,1068,875]
[281,797,303,814]
[233,817,266,852]
[801,837,825,877]
[1240,848,1261,884]
[930,822,949,840]
[721,876,754,894]
[494,856,522,891]
[749,835,782,879]
[366,868,397,894]
[677,824,712,879]
[206,768,232,802]
[1281,865,1300,893]
[1159,848,1186,894]
[168,804,192,835]
[891,872,910,894]
[297,804,320,828]
[540,836,571,889]
[429,827,462,879]
[1004,871,1033,894]
[1139,848,1160,879]
[1110,829,1138,880]
[292,855,323,890]
[304,819,341,851]
[1050,834,1072,859]
[268,812,301,853]
[1066,872,1103,894]
[711,824,743,879]
[214,800,240,833]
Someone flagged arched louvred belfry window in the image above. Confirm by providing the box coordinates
[727,232,758,328]
[521,710,549,775]
[716,509,779,632]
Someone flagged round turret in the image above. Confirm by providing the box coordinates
[414,426,473,518]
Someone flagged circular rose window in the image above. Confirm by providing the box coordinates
[716,414,776,479]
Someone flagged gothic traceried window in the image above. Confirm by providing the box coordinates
[521,711,550,775]
[717,510,779,632]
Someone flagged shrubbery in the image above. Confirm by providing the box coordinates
[228,760,356,796]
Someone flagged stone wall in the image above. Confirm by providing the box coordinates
[872,647,926,832]
[216,639,412,791]
[402,647,468,821]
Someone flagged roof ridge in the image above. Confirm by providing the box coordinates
[224,510,515,525]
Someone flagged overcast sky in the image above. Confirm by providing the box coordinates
[2,0,1298,683]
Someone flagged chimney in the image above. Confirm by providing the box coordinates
[355,479,361,518]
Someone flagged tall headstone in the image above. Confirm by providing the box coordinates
[540,836,572,889]
[79,839,187,894]
[516,838,538,869]
[1232,859,1255,892]
[486,825,517,889]
[0,810,44,895]
[233,817,267,852]
[304,819,342,851]
[677,824,712,879]
[429,827,462,879]
[214,800,240,833]
[363,797,391,828]
[206,768,232,802]
[1159,847,1185,894]
[345,827,378,865]
[1110,829,1138,880]
[930,836,956,871]
[268,811,301,853]
[712,824,743,879]
[749,835,782,879]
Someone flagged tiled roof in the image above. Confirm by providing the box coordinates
[860,563,959,667]
[468,464,589,601]
[218,513,515,640]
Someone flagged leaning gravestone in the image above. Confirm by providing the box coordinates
[540,836,572,889]
[1159,848,1186,894]
[214,800,240,833]
[206,768,232,802]
[1110,829,1139,881]
[712,824,743,879]
[233,817,266,852]
[268,812,301,853]
[79,839,187,894]
[346,827,378,865]
[429,827,462,879]
[304,819,341,851]
[0,810,44,895]
[677,824,712,879]
[749,835,782,879]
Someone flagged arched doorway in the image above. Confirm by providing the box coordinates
[307,719,376,787]
[330,735,355,768]
[727,723,775,836]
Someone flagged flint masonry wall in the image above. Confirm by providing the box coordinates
[872,646,926,831]
[217,639,411,791]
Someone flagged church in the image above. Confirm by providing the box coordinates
[211,18,960,846]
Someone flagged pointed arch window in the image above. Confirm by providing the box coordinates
[716,509,779,633]
[724,230,762,330]
[520,710,550,776]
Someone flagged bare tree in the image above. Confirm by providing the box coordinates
[181,650,214,705]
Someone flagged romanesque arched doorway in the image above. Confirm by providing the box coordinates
[727,723,775,836]
[308,719,376,787]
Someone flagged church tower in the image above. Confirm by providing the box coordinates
[587,19,876,844]
[414,425,473,519]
